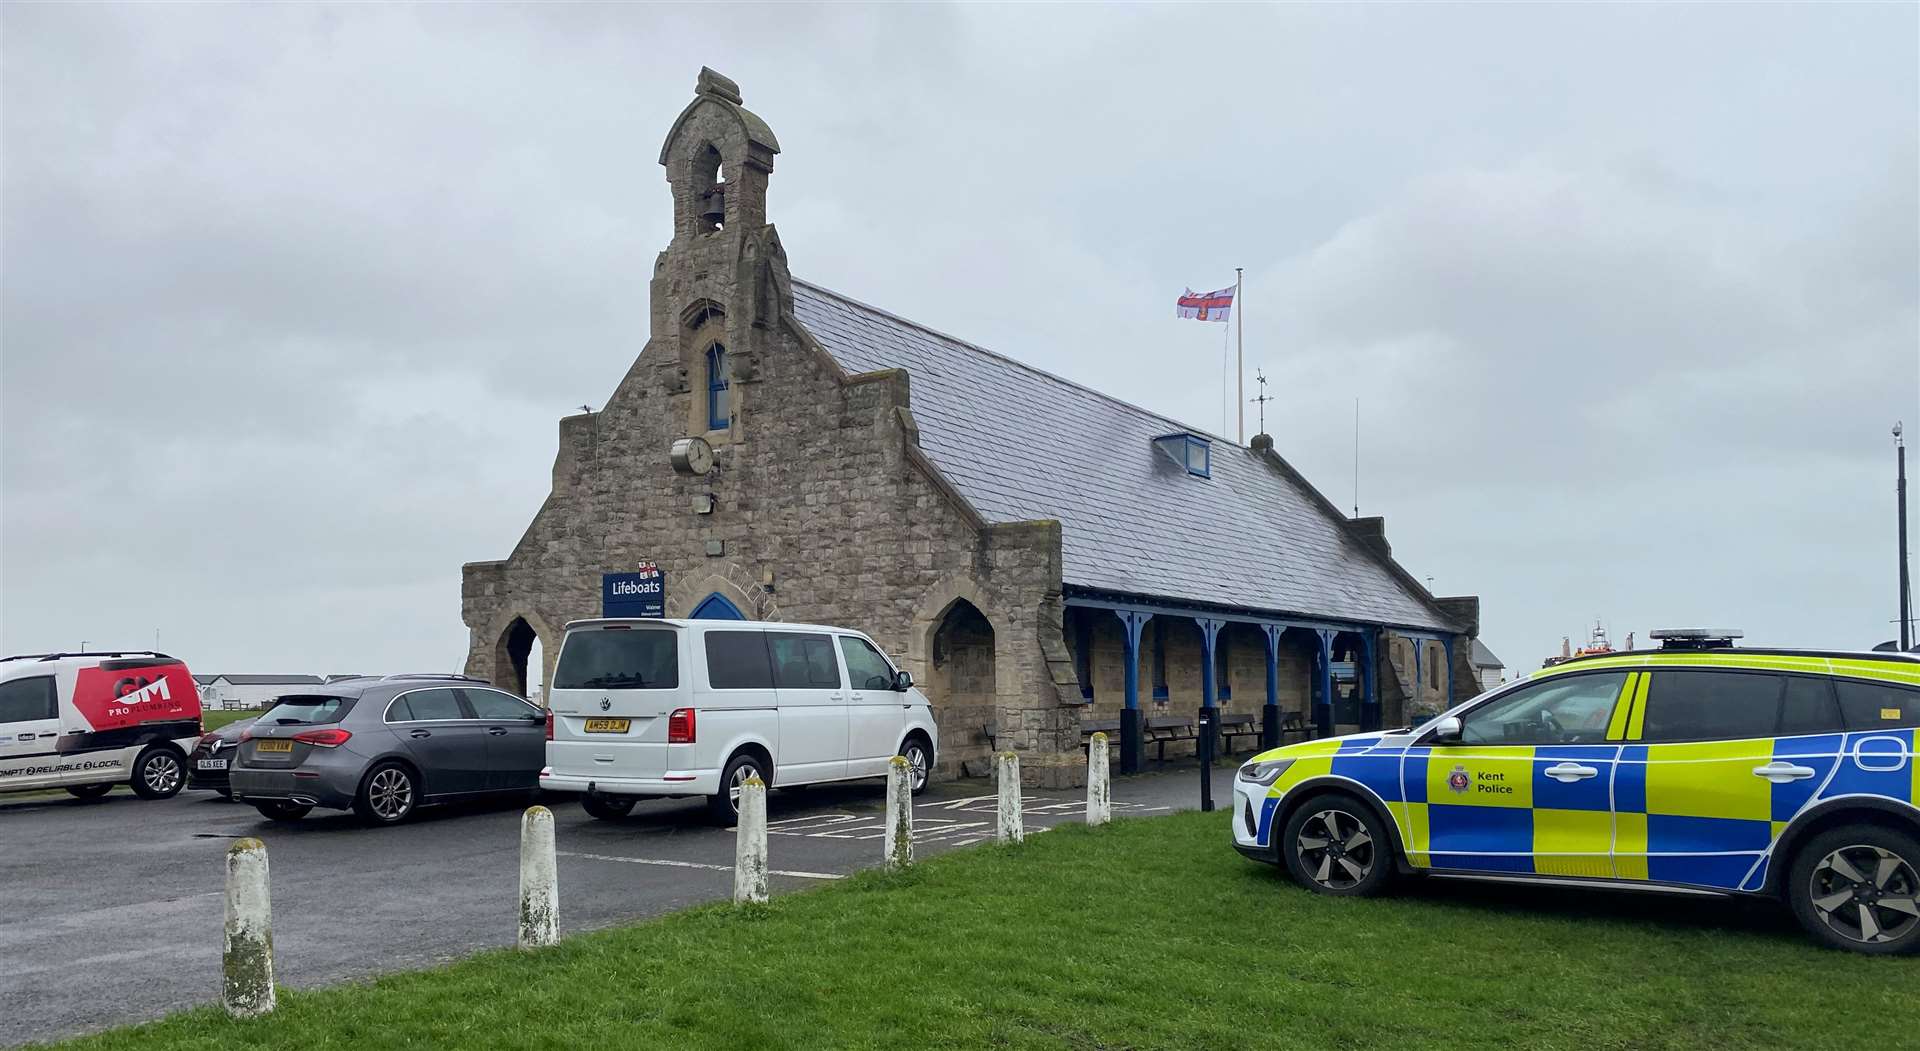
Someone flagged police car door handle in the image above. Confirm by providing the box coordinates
[1543,763,1598,782]
[1752,761,1816,783]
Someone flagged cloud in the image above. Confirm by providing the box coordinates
[2,3,1915,677]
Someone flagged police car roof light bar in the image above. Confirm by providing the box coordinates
[1649,629,1743,651]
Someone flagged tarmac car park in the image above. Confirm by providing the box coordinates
[1233,631,1920,954]
[0,650,203,801]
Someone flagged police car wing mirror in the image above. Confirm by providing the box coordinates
[1429,716,1462,744]
[892,669,914,692]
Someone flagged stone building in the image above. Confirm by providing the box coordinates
[462,69,1484,788]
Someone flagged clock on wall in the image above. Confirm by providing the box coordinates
[669,435,715,476]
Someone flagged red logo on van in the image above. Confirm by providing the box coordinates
[71,665,200,732]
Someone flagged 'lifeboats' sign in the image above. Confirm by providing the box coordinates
[602,563,665,618]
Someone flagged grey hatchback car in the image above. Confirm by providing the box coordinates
[228,674,545,824]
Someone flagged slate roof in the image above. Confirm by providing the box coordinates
[211,674,326,686]
[1471,638,1504,669]
[790,280,1454,632]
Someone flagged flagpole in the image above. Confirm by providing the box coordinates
[1235,267,1244,444]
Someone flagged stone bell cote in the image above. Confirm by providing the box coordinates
[659,68,780,242]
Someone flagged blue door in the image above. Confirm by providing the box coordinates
[689,593,745,620]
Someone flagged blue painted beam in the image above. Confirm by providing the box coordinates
[1114,610,1151,775]
[1314,628,1335,738]
[1260,623,1281,749]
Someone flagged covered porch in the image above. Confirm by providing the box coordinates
[1063,589,1458,774]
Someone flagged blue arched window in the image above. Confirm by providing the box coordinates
[689,592,745,620]
[706,344,729,430]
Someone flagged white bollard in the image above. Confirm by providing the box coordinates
[995,751,1024,844]
[518,805,559,949]
[734,776,769,904]
[223,837,275,1018]
[885,754,914,869]
[1086,731,1111,826]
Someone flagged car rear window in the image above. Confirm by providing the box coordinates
[1835,679,1920,730]
[553,628,679,690]
[261,695,354,726]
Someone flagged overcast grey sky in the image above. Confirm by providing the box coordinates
[3,3,1916,679]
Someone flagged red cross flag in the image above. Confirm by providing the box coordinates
[1176,286,1234,322]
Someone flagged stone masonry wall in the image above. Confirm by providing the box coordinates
[462,72,1084,789]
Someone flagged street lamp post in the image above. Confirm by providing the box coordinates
[1898,422,1911,652]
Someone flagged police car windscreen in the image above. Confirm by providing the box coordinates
[554,630,679,690]
[262,695,354,725]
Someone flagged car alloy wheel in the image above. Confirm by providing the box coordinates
[903,741,930,792]
[141,752,182,796]
[367,767,414,822]
[1808,844,1920,946]
[1295,807,1376,890]
[727,762,757,814]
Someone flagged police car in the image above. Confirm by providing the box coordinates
[1232,631,1920,954]
[0,651,203,800]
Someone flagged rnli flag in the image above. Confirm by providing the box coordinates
[1176,286,1234,322]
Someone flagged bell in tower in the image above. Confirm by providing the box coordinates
[698,184,726,229]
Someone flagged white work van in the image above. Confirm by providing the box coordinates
[0,651,203,800]
[541,619,938,822]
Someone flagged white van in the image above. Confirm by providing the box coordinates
[1,651,203,800]
[541,619,939,822]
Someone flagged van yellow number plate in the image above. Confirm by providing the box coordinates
[583,718,630,734]
[254,740,293,753]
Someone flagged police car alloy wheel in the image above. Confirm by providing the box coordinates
[1788,825,1920,955]
[1280,793,1394,897]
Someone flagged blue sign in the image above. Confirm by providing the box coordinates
[602,563,664,618]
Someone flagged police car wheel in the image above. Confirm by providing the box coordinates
[129,746,186,800]
[1787,824,1920,956]
[1280,794,1394,897]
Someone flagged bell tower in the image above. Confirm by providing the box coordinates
[653,68,790,442]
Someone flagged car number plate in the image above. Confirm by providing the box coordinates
[582,718,630,733]
[254,740,293,753]
[196,758,229,770]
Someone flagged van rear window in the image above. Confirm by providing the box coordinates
[554,629,679,690]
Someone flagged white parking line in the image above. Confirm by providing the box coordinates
[560,850,843,881]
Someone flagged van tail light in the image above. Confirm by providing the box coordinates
[545,710,554,741]
[291,728,352,748]
[667,708,695,744]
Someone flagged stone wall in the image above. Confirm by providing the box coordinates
[461,71,1081,789]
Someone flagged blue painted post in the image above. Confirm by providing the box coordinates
[1313,629,1335,738]
[1197,619,1222,812]
[1115,611,1150,775]
[1260,624,1281,749]
[1411,638,1423,713]
[1360,631,1380,732]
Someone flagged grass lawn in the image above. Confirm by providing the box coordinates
[201,709,255,731]
[49,810,1915,1051]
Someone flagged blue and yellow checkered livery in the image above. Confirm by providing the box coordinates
[1242,651,1920,893]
